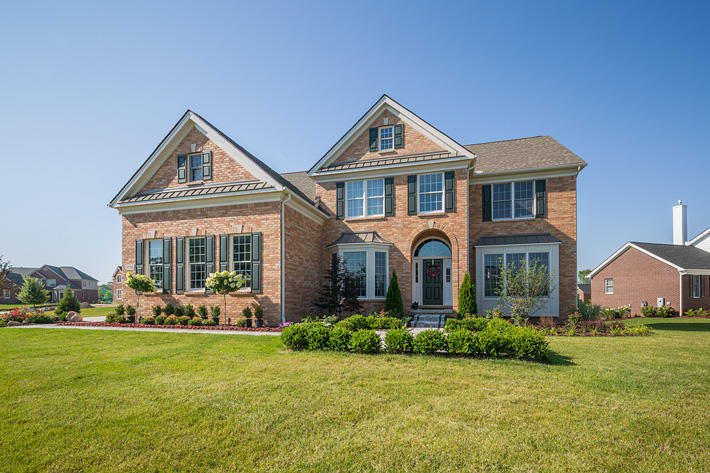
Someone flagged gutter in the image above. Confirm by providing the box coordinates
[280,192,292,324]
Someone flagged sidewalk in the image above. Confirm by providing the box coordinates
[9,324,281,336]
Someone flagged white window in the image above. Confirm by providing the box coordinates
[188,237,206,290]
[346,179,384,218]
[492,181,535,220]
[334,246,389,299]
[691,275,704,298]
[146,239,164,289]
[116,289,122,300]
[605,278,614,294]
[231,234,252,288]
[418,173,444,213]
[379,126,394,151]
[116,274,122,283]
[483,251,551,298]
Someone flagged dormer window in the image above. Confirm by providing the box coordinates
[379,126,394,151]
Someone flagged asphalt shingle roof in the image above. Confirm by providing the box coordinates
[631,242,710,270]
[474,233,561,247]
[281,171,316,201]
[327,231,393,247]
[465,136,586,174]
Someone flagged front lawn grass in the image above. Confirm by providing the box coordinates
[78,306,117,317]
[1,319,709,472]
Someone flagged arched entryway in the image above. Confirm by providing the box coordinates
[412,237,453,307]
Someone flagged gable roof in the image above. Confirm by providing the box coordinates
[58,266,97,281]
[589,241,710,277]
[309,95,474,175]
[688,226,710,246]
[109,110,319,209]
[577,283,591,293]
[465,136,586,174]
[281,171,316,201]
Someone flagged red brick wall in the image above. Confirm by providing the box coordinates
[121,202,283,326]
[468,175,579,317]
[315,167,470,315]
[334,110,445,164]
[140,127,257,192]
[591,247,680,315]
[283,205,323,320]
[113,271,124,303]
[682,275,710,312]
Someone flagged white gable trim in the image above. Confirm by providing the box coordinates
[109,111,284,207]
[589,242,684,278]
[308,95,474,175]
[687,227,710,246]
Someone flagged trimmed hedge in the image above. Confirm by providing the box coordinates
[350,329,381,353]
[445,317,489,333]
[385,329,414,354]
[335,314,403,331]
[447,329,478,355]
[414,329,446,355]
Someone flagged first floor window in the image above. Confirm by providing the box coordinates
[691,275,704,298]
[232,234,252,287]
[147,239,164,289]
[375,252,386,297]
[419,173,443,213]
[116,289,122,300]
[189,153,202,181]
[605,278,614,294]
[343,251,367,297]
[188,237,206,289]
[484,251,551,297]
[484,254,503,297]
[346,179,384,218]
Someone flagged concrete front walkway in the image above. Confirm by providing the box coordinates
[9,324,281,336]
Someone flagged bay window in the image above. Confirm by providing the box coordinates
[483,251,552,298]
[343,251,367,297]
[346,179,384,218]
[333,246,390,299]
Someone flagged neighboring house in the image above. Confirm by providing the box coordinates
[109,95,585,325]
[2,265,99,305]
[112,266,123,302]
[99,283,114,303]
[577,283,591,303]
[589,201,710,315]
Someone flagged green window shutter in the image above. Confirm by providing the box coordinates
[444,171,455,212]
[251,232,262,293]
[407,175,417,215]
[205,235,215,293]
[162,237,172,294]
[394,124,404,149]
[176,236,184,294]
[482,185,492,222]
[384,177,394,216]
[369,127,378,152]
[202,151,212,181]
[177,154,187,184]
[535,179,547,218]
[219,234,229,271]
[335,182,345,219]
[135,239,144,275]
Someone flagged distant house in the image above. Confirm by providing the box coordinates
[1,265,99,305]
[112,266,123,302]
[577,283,591,303]
[589,201,710,315]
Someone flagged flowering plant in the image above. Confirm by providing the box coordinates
[205,270,249,324]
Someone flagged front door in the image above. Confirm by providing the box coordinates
[422,259,443,306]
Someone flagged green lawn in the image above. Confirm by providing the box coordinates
[0,305,116,315]
[1,319,709,473]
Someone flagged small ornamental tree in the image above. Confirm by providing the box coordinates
[496,260,555,325]
[384,271,403,317]
[313,254,362,318]
[205,270,249,324]
[17,276,49,308]
[457,272,476,318]
[124,272,156,313]
[56,286,80,314]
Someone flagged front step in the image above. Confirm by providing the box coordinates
[410,312,449,329]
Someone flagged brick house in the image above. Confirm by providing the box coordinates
[577,283,591,303]
[112,266,123,303]
[589,201,710,315]
[109,95,586,325]
[1,265,99,304]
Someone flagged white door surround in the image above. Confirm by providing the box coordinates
[411,238,453,307]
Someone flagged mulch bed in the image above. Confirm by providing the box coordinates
[57,322,282,332]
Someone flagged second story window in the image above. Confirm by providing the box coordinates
[116,274,121,283]
[418,173,444,213]
[189,153,203,181]
[346,179,384,218]
[493,181,534,220]
[379,126,394,151]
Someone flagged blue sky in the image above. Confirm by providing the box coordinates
[1,0,708,283]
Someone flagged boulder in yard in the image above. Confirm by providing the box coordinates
[7,321,21,327]
[79,302,92,309]
[67,311,83,322]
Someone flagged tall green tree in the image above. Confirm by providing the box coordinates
[17,276,49,307]
[384,271,403,317]
[457,272,476,318]
[0,255,11,292]
[56,287,80,314]
[578,269,592,284]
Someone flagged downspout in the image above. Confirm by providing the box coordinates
[280,192,292,324]
[679,272,684,317]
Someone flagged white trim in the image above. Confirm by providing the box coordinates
[308,95,474,174]
[312,156,471,179]
[604,278,614,294]
[186,236,207,291]
[416,172,445,215]
[332,244,390,300]
[470,166,582,185]
[117,192,283,215]
[283,197,328,224]
[378,125,394,151]
[280,193,291,323]
[588,242,685,278]
[490,180,536,221]
[345,179,385,219]
[690,275,703,298]
[476,241,561,249]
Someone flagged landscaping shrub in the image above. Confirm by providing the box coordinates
[335,314,369,331]
[336,314,402,331]
[446,329,479,355]
[56,288,80,314]
[152,305,162,317]
[178,315,190,325]
[384,271,404,317]
[478,323,513,357]
[327,326,351,351]
[164,315,178,325]
[155,315,166,325]
[163,304,175,316]
[184,304,196,317]
[509,326,549,360]
[281,323,310,350]
[198,305,208,319]
[350,329,381,353]
[600,307,617,320]
[617,306,631,318]
[370,315,403,330]
[457,272,476,317]
[305,323,331,350]
[26,313,57,324]
[126,305,136,316]
[235,318,247,327]
[174,306,185,317]
[140,316,155,325]
[188,317,202,326]
[115,304,125,316]
[254,305,264,321]
[686,308,709,317]
[414,329,446,355]
[210,305,221,320]
[203,319,217,326]
[641,305,677,318]
[578,301,602,321]
[385,328,414,354]
[445,317,488,333]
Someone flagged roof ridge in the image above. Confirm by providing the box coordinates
[465,135,547,146]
